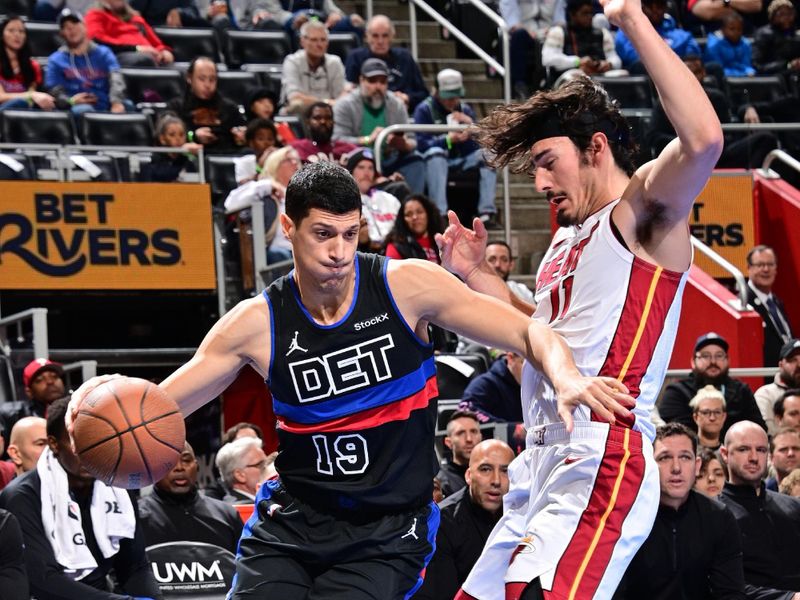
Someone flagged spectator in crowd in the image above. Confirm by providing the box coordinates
[660,333,767,435]
[224,145,300,263]
[500,0,565,99]
[416,439,515,600]
[276,0,365,42]
[34,0,95,22]
[542,0,623,86]
[695,447,727,497]
[344,15,428,110]
[756,339,800,434]
[196,0,286,33]
[752,0,800,74]
[234,118,278,185]
[719,420,800,595]
[0,430,14,490]
[779,468,800,496]
[436,410,482,498]
[459,353,525,424]
[85,0,175,67]
[747,245,794,367]
[245,87,279,121]
[382,194,443,263]
[0,16,55,111]
[281,20,346,115]
[616,0,702,72]
[215,436,272,503]
[766,427,800,491]
[168,56,246,154]
[138,442,244,553]
[46,10,131,117]
[334,58,426,193]
[291,101,355,163]
[222,421,264,445]
[0,359,66,440]
[414,69,499,229]
[130,0,214,27]
[774,390,800,429]
[141,113,201,182]
[0,398,161,600]
[647,54,778,168]
[6,417,47,477]
[0,509,28,600]
[615,423,746,599]
[687,0,763,34]
[690,384,727,451]
[484,241,535,304]
[432,476,444,503]
[344,148,400,252]
[704,11,757,75]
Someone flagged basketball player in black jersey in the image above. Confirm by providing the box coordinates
[69,161,634,600]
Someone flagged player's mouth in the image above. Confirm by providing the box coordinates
[548,194,568,206]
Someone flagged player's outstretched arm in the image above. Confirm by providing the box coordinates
[389,259,632,430]
[435,210,535,316]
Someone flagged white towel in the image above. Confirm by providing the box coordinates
[37,448,137,580]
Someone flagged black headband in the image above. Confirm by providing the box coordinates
[530,110,628,145]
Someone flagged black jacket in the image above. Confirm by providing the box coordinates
[752,24,800,74]
[0,470,161,600]
[137,486,243,553]
[414,488,501,600]
[658,375,766,436]
[719,483,800,592]
[615,490,746,599]
[436,458,467,499]
[0,508,28,600]
[746,285,792,368]
[460,357,523,423]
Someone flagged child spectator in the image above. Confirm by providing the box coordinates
[0,16,55,111]
[234,118,279,186]
[141,113,201,182]
[705,11,756,76]
[382,194,443,263]
[245,87,279,121]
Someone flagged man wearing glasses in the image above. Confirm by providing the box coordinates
[659,332,767,436]
[689,385,727,451]
[215,436,272,504]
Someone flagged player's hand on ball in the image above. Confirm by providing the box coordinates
[556,376,634,432]
[66,374,124,451]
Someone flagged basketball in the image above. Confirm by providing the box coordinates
[73,376,186,489]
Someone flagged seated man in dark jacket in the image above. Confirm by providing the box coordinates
[0,397,161,600]
[459,352,524,424]
[752,0,800,74]
[138,442,243,553]
[659,332,767,435]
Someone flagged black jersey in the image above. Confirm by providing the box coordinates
[264,253,439,516]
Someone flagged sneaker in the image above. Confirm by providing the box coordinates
[479,213,502,230]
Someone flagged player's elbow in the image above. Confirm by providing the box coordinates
[685,119,723,164]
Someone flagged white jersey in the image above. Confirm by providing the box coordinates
[524,200,688,441]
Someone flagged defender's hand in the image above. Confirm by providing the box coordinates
[435,210,488,281]
[599,0,642,28]
[555,376,634,432]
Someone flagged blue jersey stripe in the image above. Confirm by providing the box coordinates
[272,356,436,423]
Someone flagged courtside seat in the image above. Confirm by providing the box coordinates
[1,109,76,144]
[0,152,34,180]
[66,153,121,182]
[146,541,235,600]
[620,108,654,165]
[0,0,32,16]
[206,154,240,206]
[593,75,654,109]
[217,70,259,106]
[79,112,154,146]
[154,26,221,63]
[435,353,490,401]
[224,30,290,68]
[326,32,360,62]
[24,21,61,57]
[120,68,185,105]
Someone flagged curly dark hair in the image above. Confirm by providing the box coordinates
[1,16,37,89]
[381,194,443,261]
[476,77,638,177]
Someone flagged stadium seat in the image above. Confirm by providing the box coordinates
[621,108,654,166]
[146,541,235,600]
[0,0,32,16]
[725,76,787,108]
[217,70,258,106]
[24,21,61,57]
[224,30,290,68]
[154,26,220,63]
[435,353,489,401]
[1,109,76,144]
[593,75,654,109]
[0,350,18,405]
[0,152,34,180]
[79,112,154,147]
[120,68,185,104]
[66,154,121,182]
[206,155,240,206]
[326,32,360,62]
[242,64,283,98]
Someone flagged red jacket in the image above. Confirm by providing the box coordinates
[85,8,170,52]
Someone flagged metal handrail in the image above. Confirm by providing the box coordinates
[0,308,49,359]
[721,123,800,132]
[761,148,800,178]
[691,236,749,311]
[665,367,777,377]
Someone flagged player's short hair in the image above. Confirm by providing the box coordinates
[285,161,361,225]
[775,390,800,418]
[222,422,264,445]
[46,396,70,440]
[215,436,263,488]
[476,77,638,177]
[654,422,698,455]
[770,426,800,453]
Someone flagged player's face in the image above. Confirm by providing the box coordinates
[691,344,729,381]
[770,432,800,477]
[485,244,512,280]
[654,435,698,508]
[692,397,726,437]
[156,443,198,494]
[50,431,94,482]
[722,426,769,486]
[466,445,512,514]
[530,137,594,227]
[446,417,482,464]
[285,208,361,293]
[25,369,66,405]
[694,457,725,497]
[778,395,800,428]
[779,352,800,387]
[747,249,777,291]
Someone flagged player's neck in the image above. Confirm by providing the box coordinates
[583,164,629,217]
[294,268,357,325]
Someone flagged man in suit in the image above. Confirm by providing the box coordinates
[746,244,793,367]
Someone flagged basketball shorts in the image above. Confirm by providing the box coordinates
[227,478,440,600]
[461,421,659,600]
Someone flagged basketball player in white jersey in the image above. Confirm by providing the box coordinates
[436,0,723,597]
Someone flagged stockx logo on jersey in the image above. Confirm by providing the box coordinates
[289,334,395,402]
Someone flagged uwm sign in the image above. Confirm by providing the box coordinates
[0,181,215,289]
[147,541,235,596]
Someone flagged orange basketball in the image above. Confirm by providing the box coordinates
[73,376,186,489]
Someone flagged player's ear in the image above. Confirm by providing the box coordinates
[443,436,453,450]
[6,444,21,466]
[280,213,294,241]
[47,435,59,455]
